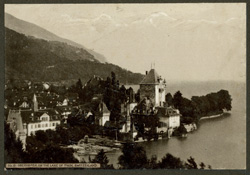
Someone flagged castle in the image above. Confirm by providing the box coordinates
[139,69,166,107]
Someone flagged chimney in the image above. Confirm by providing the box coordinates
[146,71,148,75]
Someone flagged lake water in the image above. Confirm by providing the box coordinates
[106,81,246,169]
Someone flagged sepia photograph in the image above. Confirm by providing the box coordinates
[3,3,246,170]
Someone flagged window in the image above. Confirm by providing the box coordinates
[35,125,37,128]
[38,124,40,128]
[52,123,55,126]
[45,123,48,127]
[31,125,33,129]
[41,117,48,121]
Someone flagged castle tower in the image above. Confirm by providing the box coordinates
[139,69,166,107]
[33,94,38,112]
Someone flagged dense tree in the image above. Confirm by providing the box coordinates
[165,93,173,107]
[185,157,198,169]
[146,155,158,169]
[76,78,83,91]
[173,91,183,109]
[126,87,135,103]
[26,144,78,163]
[119,85,127,103]
[5,28,144,84]
[118,142,210,169]
[4,122,26,163]
[133,113,159,141]
[135,89,140,103]
[199,162,206,169]
[217,90,232,111]
[118,143,148,169]
[173,89,232,123]
[103,72,122,122]
[91,149,114,169]
[174,124,188,136]
[159,153,184,169]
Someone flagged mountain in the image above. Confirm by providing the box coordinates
[84,12,245,82]
[5,13,107,63]
[5,27,143,85]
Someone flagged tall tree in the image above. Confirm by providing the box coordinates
[158,153,184,169]
[4,122,26,163]
[185,157,198,169]
[91,149,114,169]
[26,144,78,163]
[119,85,127,103]
[165,93,173,107]
[218,90,232,111]
[173,91,183,109]
[118,143,148,169]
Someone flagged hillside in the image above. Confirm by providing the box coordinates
[5,28,143,84]
[5,13,107,63]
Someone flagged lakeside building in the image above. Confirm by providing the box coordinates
[139,69,167,107]
[130,68,181,140]
[156,106,181,137]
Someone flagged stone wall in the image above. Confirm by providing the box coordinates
[139,84,156,105]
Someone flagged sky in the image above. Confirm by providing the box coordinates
[5,3,246,82]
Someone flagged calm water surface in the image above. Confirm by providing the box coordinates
[107,81,246,169]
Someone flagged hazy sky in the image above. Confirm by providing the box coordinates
[5,3,246,82]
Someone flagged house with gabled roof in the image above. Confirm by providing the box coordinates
[22,110,61,136]
[7,108,61,149]
[55,105,72,123]
[156,106,181,137]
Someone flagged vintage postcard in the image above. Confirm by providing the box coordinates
[3,3,246,171]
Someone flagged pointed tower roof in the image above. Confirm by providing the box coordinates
[33,94,37,102]
[16,112,25,134]
[140,69,160,84]
[102,102,110,113]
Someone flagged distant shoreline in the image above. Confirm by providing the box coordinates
[199,113,225,121]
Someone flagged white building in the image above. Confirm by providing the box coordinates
[26,112,60,136]
[156,106,181,134]
[7,109,61,149]
[57,98,69,106]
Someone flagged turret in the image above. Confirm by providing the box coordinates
[33,94,38,112]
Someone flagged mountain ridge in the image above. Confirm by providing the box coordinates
[5,13,107,63]
[5,27,144,85]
